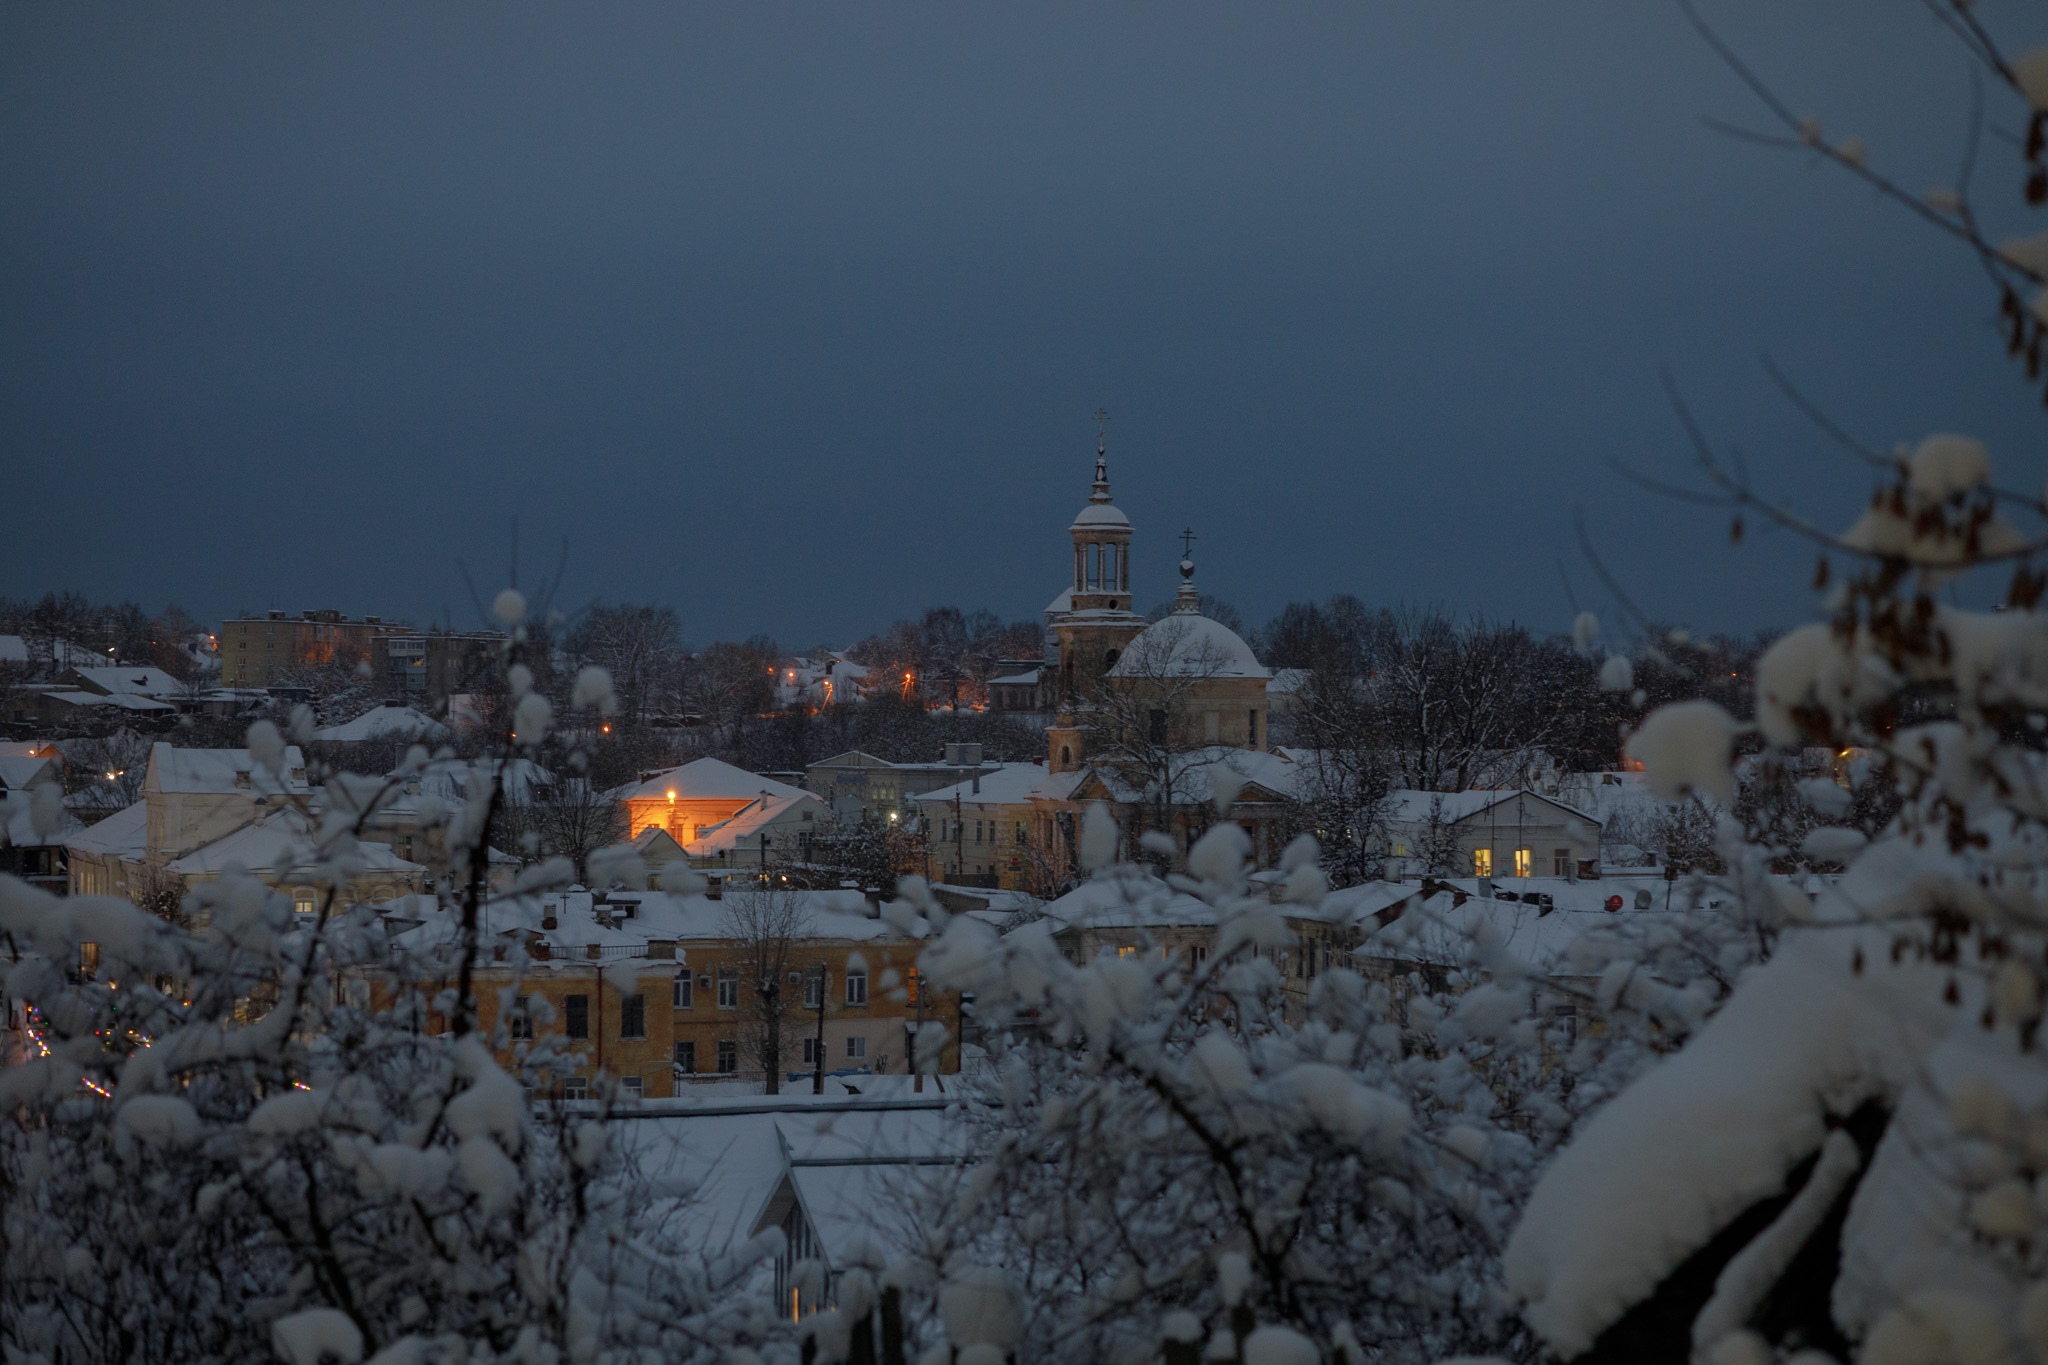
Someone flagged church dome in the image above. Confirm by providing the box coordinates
[1070,501,1132,530]
[1108,612,1269,680]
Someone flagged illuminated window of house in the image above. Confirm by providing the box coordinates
[1473,848,1493,877]
[1117,945,1137,958]
[905,968,919,1006]
[1514,847,1533,878]
[79,942,101,978]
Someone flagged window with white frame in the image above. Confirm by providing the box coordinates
[845,1035,867,1061]
[845,963,868,1006]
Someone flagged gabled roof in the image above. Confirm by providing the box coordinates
[146,743,309,795]
[620,757,811,804]
[166,809,425,878]
[67,665,184,697]
[1040,870,1218,932]
[315,706,448,743]
[912,763,1057,808]
[0,755,59,793]
[1385,788,1600,828]
[66,800,149,859]
[42,691,176,713]
[806,750,899,772]
[682,791,823,856]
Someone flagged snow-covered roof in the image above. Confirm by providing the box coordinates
[1384,788,1599,828]
[0,636,100,667]
[1107,613,1270,681]
[146,742,309,795]
[314,706,448,743]
[166,809,426,879]
[1267,668,1310,696]
[40,691,176,714]
[619,757,810,805]
[66,800,148,859]
[69,665,184,697]
[0,755,59,793]
[1040,871,1219,933]
[986,669,1040,686]
[1079,746,1301,806]
[682,791,824,857]
[1044,588,1073,616]
[912,763,1057,808]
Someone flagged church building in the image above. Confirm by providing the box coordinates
[923,427,1298,889]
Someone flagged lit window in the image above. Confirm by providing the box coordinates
[1514,847,1532,878]
[1117,945,1137,958]
[1473,848,1493,877]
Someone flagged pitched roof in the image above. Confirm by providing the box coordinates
[66,799,149,859]
[912,763,1057,808]
[1385,788,1599,828]
[619,757,811,804]
[166,809,425,878]
[315,706,448,743]
[68,666,184,697]
[682,791,822,856]
[146,742,309,795]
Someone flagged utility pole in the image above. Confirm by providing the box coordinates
[911,965,926,1094]
[811,964,828,1095]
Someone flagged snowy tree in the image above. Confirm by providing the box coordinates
[892,804,1687,1365]
[1502,9,2048,1363]
[0,590,786,1364]
[724,886,816,1095]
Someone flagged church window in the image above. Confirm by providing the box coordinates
[1060,746,1071,766]
[1148,710,1166,744]
[1103,649,1118,669]
[1248,710,1259,745]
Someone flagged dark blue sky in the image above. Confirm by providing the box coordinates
[4,2,2045,647]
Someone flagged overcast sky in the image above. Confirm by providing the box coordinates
[4,2,2046,648]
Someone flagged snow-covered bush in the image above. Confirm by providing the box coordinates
[0,609,780,1364]
[1503,9,2048,1363]
[901,810,1714,1365]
